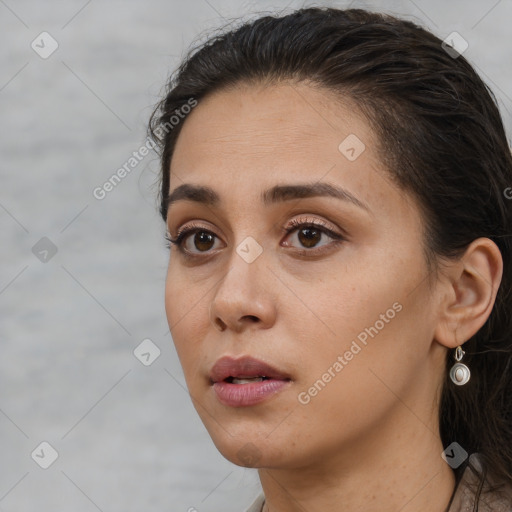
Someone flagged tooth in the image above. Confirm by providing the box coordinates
[232,377,264,384]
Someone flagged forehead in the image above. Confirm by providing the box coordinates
[170,82,379,181]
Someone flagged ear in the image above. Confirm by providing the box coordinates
[434,237,503,349]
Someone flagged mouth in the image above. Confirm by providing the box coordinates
[224,376,270,384]
[209,356,292,407]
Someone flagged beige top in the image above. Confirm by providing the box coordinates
[243,453,512,512]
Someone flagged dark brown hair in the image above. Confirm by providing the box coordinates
[148,7,512,508]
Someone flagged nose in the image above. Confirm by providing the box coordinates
[209,248,277,333]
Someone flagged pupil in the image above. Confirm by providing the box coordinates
[195,232,214,251]
[299,227,320,248]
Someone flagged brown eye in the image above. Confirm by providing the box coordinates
[193,231,216,252]
[167,226,223,255]
[296,226,322,248]
[283,219,344,251]
[167,218,345,259]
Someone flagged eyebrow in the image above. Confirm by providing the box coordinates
[165,182,370,212]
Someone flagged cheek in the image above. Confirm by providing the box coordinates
[165,266,184,332]
[291,245,430,381]
[165,260,208,328]
[165,265,209,376]
[291,302,423,444]
[288,258,399,348]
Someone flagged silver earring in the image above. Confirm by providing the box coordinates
[449,345,471,386]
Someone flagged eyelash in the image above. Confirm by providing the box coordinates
[165,217,346,258]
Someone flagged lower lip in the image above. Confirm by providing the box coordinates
[212,379,291,407]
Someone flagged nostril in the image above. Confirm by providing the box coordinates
[214,318,227,331]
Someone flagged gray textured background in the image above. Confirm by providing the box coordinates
[1,0,511,510]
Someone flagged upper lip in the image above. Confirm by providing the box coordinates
[209,355,291,383]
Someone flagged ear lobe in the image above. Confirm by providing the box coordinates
[434,237,503,349]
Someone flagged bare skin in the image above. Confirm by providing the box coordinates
[164,82,503,512]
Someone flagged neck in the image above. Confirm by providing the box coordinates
[258,408,456,512]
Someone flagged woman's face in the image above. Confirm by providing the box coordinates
[165,82,445,470]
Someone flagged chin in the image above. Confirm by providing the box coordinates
[199,417,290,468]
[214,438,284,468]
